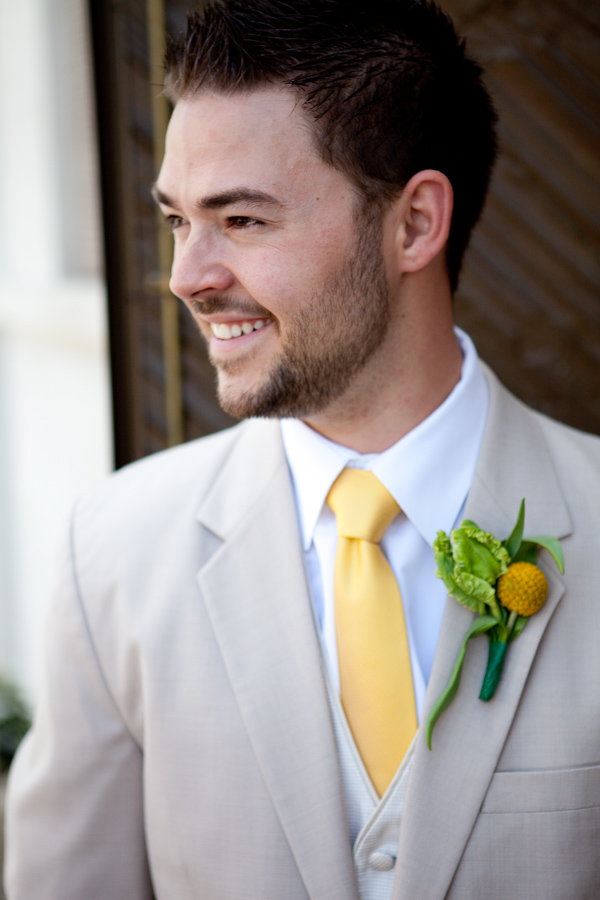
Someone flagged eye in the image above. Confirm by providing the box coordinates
[227,215,263,229]
[164,214,187,231]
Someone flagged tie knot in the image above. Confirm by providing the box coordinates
[327,469,400,543]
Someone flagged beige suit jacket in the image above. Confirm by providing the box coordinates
[5,368,600,899]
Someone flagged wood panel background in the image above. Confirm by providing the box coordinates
[447,0,600,432]
[90,0,233,467]
[89,0,600,465]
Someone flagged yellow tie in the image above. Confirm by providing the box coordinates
[327,468,417,797]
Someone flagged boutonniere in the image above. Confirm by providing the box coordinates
[426,499,564,749]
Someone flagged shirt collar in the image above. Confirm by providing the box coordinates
[280,328,489,551]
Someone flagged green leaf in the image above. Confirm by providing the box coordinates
[443,567,495,615]
[456,522,511,572]
[511,540,538,565]
[504,499,525,560]
[452,531,505,583]
[435,551,455,579]
[433,530,453,559]
[435,550,490,615]
[426,615,498,749]
[527,535,565,575]
[508,615,528,642]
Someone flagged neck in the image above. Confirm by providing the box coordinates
[302,272,462,454]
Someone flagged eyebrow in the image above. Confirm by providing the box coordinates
[151,184,285,212]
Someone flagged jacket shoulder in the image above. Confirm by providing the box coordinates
[482,367,600,534]
[71,419,280,541]
[485,363,600,469]
[535,405,600,463]
[79,423,239,510]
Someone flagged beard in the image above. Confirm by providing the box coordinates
[203,211,391,419]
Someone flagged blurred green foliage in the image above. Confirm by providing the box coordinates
[0,675,31,771]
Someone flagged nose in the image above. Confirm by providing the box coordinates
[169,235,236,301]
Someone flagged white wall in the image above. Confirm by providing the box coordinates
[0,0,112,702]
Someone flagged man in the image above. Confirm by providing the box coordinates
[5,1,600,898]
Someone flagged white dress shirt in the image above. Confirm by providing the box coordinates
[280,328,489,721]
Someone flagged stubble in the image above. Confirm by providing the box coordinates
[202,212,391,420]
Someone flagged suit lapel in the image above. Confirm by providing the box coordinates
[197,420,359,900]
[393,371,572,900]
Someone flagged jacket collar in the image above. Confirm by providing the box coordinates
[393,368,571,900]
[197,418,360,900]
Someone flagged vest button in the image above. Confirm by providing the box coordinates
[368,851,396,871]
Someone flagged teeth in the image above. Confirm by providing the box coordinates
[211,319,268,340]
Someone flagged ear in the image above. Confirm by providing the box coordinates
[391,170,454,275]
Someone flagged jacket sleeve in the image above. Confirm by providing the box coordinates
[3,512,154,900]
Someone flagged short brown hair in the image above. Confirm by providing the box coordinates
[165,0,498,292]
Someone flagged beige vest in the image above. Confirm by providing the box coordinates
[323,659,416,900]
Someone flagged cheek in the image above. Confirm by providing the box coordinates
[233,206,357,315]
[248,230,351,293]
[244,259,319,320]
[237,246,305,313]
[241,252,289,304]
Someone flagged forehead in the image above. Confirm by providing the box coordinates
[158,88,348,204]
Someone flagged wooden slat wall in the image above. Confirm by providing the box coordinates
[444,0,600,433]
[90,0,166,463]
[90,1,600,466]
[90,0,232,466]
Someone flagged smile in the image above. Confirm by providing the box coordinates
[210,319,270,340]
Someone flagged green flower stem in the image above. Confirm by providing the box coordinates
[487,593,503,623]
[506,609,518,638]
[479,639,508,701]
[426,614,497,749]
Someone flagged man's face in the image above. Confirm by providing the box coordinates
[155,88,391,419]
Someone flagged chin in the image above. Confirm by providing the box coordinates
[216,368,336,421]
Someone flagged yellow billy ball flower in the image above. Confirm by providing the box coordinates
[497,561,548,616]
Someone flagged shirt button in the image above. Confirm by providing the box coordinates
[368,851,396,871]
